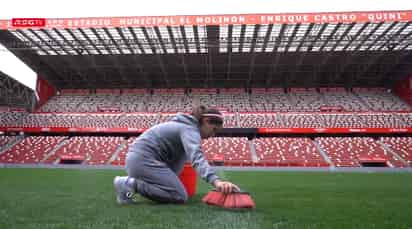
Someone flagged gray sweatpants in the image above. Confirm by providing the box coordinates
[125,151,188,204]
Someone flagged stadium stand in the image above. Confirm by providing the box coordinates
[1,11,412,173]
[202,137,253,166]
[321,88,368,111]
[0,136,18,148]
[110,137,136,166]
[315,137,406,167]
[0,111,27,127]
[34,88,411,113]
[237,113,281,128]
[380,137,412,166]
[288,88,324,112]
[43,136,123,165]
[118,113,159,129]
[254,137,328,167]
[0,136,65,164]
[353,88,411,111]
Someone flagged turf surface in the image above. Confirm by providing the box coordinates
[0,168,412,229]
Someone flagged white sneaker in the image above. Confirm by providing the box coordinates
[113,176,137,205]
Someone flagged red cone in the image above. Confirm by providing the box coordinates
[202,190,255,209]
[230,192,255,208]
[202,190,225,206]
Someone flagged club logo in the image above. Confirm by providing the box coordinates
[12,18,46,27]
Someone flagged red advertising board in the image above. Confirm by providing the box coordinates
[1,11,411,30]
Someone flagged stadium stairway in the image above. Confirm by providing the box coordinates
[106,139,128,165]
[377,140,409,167]
[40,137,69,164]
[312,140,334,168]
[234,113,240,127]
[0,136,24,155]
[248,138,259,163]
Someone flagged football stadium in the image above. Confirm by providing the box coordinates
[1,1,412,228]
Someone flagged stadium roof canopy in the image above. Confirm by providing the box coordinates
[0,10,412,89]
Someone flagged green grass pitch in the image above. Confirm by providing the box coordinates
[1,168,412,229]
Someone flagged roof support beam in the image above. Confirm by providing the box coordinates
[116,27,151,88]
[55,29,102,76]
[91,28,129,86]
[226,25,233,80]
[238,25,246,52]
[247,24,261,87]
[291,23,316,80]
[339,22,384,77]
[1,30,60,88]
[283,24,301,52]
[357,22,408,79]
[260,24,274,52]
[15,29,68,87]
[0,72,35,109]
[319,23,355,68]
[206,26,219,87]
[193,26,202,53]
[266,24,287,86]
[179,26,190,86]
[380,30,412,78]
[73,28,106,88]
[141,27,170,87]
[41,29,94,84]
[336,23,370,77]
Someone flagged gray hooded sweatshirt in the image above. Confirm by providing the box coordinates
[129,113,219,184]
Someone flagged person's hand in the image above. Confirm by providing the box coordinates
[213,180,240,194]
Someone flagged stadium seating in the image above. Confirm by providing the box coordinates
[110,137,136,166]
[118,94,147,112]
[288,89,325,112]
[355,113,408,128]
[202,137,253,166]
[354,88,411,111]
[0,136,19,148]
[256,90,291,112]
[320,88,368,111]
[34,87,411,113]
[254,137,328,167]
[43,136,123,165]
[0,111,27,127]
[39,95,87,112]
[380,137,412,166]
[399,113,412,126]
[237,113,281,128]
[1,87,411,168]
[8,112,410,129]
[145,94,193,112]
[277,113,408,128]
[222,113,237,128]
[0,136,65,164]
[118,113,159,129]
[315,137,405,167]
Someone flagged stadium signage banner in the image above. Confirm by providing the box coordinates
[1,127,412,134]
[1,10,411,29]
[259,128,412,134]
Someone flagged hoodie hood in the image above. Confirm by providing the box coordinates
[171,113,199,127]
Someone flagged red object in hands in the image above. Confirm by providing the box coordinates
[202,190,225,206]
[202,190,255,209]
